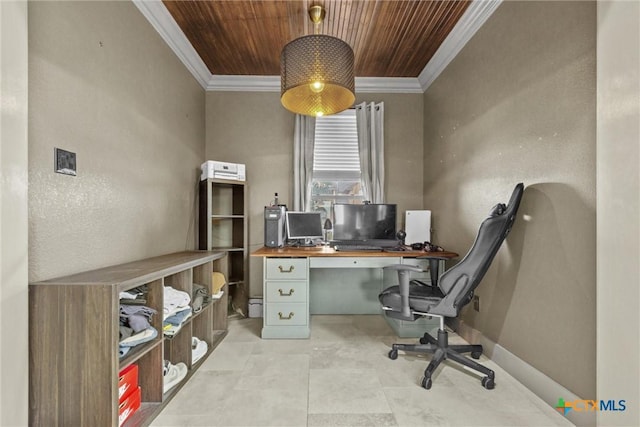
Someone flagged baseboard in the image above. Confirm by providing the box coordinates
[451,319,596,427]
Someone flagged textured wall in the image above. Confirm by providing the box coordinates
[597,1,640,425]
[29,1,205,281]
[1,2,29,425]
[205,92,423,296]
[423,1,596,398]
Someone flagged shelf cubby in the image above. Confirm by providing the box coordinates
[199,178,248,317]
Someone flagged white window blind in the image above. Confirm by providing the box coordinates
[310,109,363,215]
[313,109,360,177]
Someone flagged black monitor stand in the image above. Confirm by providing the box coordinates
[291,238,316,247]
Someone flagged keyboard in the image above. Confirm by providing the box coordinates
[383,247,409,253]
[333,244,383,252]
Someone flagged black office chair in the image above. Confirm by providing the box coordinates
[379,183,524,390]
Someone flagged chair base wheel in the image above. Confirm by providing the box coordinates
[421,376,432,390]
[471,351,482,359]
[388,349,398,360]
[481,376,495,390]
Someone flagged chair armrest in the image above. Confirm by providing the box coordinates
[416,255,450,261]
[383,264,425,273]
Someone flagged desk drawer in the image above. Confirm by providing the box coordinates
[265,281,307,303]
[310,257,400,269]
[265,302,308,326]
[265,258,308,280]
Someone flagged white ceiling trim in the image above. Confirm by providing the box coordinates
[356,77,423,94]
[133,0,211,88]
[418,0,502,91]
[133,0,501,94]
[207,75,423,93]
[207,75,280,92]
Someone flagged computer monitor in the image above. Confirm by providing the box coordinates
[332,203,397,243]
[286,211,323,246]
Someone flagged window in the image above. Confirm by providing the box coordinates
[310,109,363,220]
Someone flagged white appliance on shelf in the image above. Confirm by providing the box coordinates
[201,160,246,181]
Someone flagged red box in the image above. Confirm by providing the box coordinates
[118,364,138,402]
[118,386,141,427]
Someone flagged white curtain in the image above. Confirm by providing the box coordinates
[293,114,316,211]
[355,101,385,203]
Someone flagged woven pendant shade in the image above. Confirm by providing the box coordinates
[280,11,355,117]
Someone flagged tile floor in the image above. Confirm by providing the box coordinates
[152,315,574,427]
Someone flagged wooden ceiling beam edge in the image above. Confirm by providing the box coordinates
[135,0,501,94]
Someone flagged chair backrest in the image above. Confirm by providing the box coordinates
[437,183,524,314]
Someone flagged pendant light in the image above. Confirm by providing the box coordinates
[280,5,355,117]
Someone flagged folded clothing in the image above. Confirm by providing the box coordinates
[164,307,192,326]
[119,284,150,305]
[119,327,158,347]
[119,327,158,358]
[164,286,191,320]
[163,323,183,337]
[120,305,157,333]
[191,283,210,313]
[163,307,192,337]
[119,325,134,341]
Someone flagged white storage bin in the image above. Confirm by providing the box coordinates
[248,298,263,318]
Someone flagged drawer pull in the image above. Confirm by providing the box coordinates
[278,311,295,320]
[278,288,295,296]
[278,265,295,273]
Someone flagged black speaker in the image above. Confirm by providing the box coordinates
[264,206,286,247]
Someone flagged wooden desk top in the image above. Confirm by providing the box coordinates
[251,246,458,259]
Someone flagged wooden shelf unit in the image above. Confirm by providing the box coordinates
[29,251,228,427]
[199,178,248,317]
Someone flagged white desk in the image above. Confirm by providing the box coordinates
[251,246,458,339]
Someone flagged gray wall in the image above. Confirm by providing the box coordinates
[1,2,29,425]
[422,1,596,399]
[29,1,205,281]
[597,1,640,425]
[205,92,423,296]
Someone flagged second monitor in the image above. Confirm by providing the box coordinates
[286,211,323,246]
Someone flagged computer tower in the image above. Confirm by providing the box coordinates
[264,206,286,247]
[405,210,431,244]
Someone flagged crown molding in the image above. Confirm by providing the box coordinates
[206,75,423,93]
[132,0,211,88]
[207,75,280,92]
[356,77,423,93]
[418,0,502,91]
[134,0,501,94]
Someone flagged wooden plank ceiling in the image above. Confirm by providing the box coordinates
[163,0,472,77]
